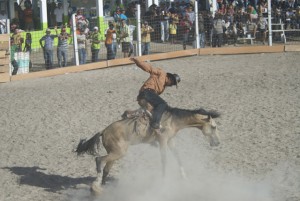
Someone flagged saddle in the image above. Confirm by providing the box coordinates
[121,108,155,137]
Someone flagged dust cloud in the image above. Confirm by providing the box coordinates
[69,130,278,201]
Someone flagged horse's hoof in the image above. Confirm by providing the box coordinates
[90,181,103,196]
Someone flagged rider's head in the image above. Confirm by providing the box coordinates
[167,73,181,88]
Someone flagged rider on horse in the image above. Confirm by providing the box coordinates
[130,57,181,134]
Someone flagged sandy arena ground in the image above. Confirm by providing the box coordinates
[0,52,299,201]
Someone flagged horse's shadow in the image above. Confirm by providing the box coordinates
[2,166,94,192]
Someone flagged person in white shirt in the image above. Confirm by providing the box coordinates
[0,10,7,34]
[54,3,64,27]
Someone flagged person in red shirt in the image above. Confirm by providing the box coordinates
[130,57,181,133]
[23,1,34,31]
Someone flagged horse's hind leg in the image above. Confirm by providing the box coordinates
[94,152,126,186]
[102,161,115,185]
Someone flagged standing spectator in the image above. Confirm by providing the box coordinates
[10,37,19,75]
[141,21,154,55]
[11,24,23,52]
[23,32,32,52]
[0,10,7,34]
[180,14,192,50]
[212,13,224,48]
[105,23,117,60]
[89,26,101,62]
[14,2,24,30]
[77,28,87,64]
[23,32,32,69]
[39,28,58,69]
[295,6,300,29]
[118,19,131,58]
[10,25,23,75]
[160,7,170,43]
[198,12,206,48]
[57,26,70,67]
[23,0,34,31]
[54,3,64,27]
[169,19,177,44]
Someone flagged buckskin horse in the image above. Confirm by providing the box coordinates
[76,106,220,194]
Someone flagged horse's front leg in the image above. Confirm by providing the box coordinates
[168,138,187,180]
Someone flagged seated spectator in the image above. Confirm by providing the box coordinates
[39,28,58,69]
[247,4,258,22]
[119,9,128,23]
[254,14,267,44]
[0,10,7,34]
[285,8,296,29]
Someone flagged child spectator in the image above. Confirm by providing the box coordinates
[23,32,32,69]
[23,32,32,52]
[169,20,177,44]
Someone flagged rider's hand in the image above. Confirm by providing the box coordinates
[129,57,137,62]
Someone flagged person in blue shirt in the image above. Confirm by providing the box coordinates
[39,28,58,69]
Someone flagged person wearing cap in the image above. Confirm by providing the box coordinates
[129,57,181,134]
[39,27,58,69]
[89,26,101,62]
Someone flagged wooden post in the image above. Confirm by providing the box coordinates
[0,34,10,83]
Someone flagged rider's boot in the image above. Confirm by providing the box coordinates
[151,122,162,135]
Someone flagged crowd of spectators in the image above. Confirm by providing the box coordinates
[5,0,300,74]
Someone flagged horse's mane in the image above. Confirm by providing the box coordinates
[166,106,221,119]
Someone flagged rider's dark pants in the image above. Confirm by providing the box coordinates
[137,89,167,129]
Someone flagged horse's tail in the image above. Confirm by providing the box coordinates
[198,108,221,119]
[75,132,103,156]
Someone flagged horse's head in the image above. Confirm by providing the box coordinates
[201,116,220,147]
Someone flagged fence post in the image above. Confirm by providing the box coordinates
[7,19,11,78]
[136,4,142,56]
[72,14,79,66]
[267,0,272,46]
[194,1,200,49]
